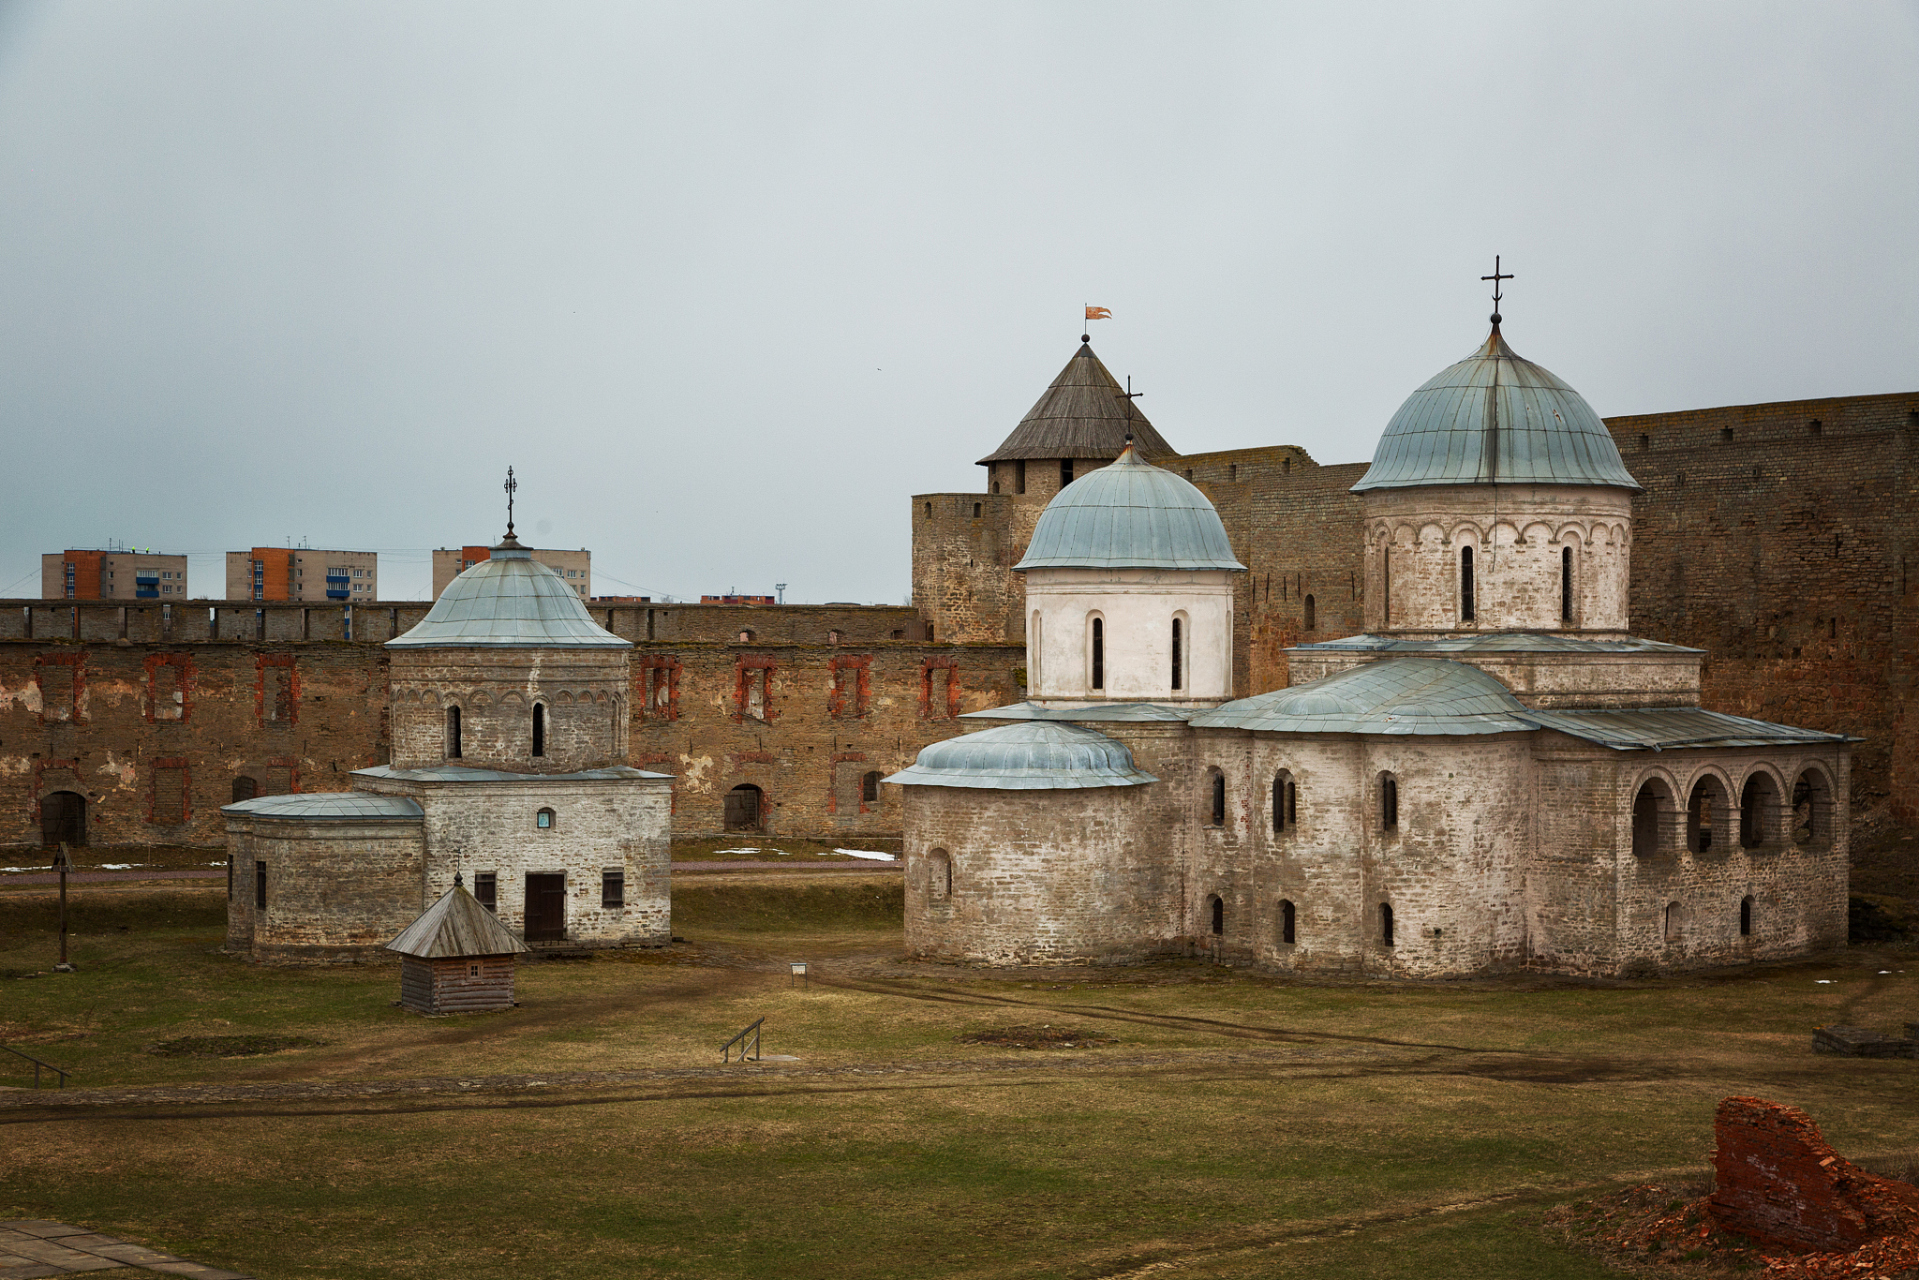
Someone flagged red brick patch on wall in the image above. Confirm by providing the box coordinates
[143,653,194,723]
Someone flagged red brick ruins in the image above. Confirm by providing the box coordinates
[1710,1096,1919,1257]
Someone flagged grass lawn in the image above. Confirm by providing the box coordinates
[1,876,1914,1280]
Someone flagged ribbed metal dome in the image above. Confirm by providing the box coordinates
[1014,445,1245,572]
[884,721,1158,790]
[388,542,630,649]
[1352,328,1642,493]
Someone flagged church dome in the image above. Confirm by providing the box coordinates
[885,721,1158,790]
[388,540,630,649]
[1352,327,1642,493]
[1014,444,1245,572]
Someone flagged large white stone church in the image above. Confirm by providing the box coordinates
[888,318,1854,977]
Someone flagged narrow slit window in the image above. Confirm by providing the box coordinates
[1060,459,1073,488]
[1170,617,1183,690]
[1380,774,1398,830]
[1379,903,1394,947]
[1280,899,1296,945]
[1460,546,1475,622]
[1561,546,1573,624]
[1209,895,1224,936]
[254,861,267,910]
[1090,617,1104,691]
[1303,594,1315,631]
[1739,895,1753,937]
[474,871,497,912]
[1210,770,1226,827]
[532,703,546,757]
[446,705,462,759]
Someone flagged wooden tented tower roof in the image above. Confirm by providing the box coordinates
[386,882,531,959]
[977,343,1175,465]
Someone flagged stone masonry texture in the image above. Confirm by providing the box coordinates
[0,599,1022,848]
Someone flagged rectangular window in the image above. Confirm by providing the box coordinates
[254,861,267,910]
[151,762,188,824]
[474,872,497,912]
[602,869,625,909]
[226,856,233,901]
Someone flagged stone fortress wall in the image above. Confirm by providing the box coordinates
[0,598,1023,849]
[917,391,1919,821]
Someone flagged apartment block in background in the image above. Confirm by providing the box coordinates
[225,548,379,601]
[432,545,590,599]
[41,549,190,600]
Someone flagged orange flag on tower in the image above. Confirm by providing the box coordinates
[1085,305,1112,321]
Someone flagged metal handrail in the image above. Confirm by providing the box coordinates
[722,1018,763,1063]
[2,1043,72,1089]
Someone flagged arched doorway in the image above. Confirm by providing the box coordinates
[42,791,86,847]
[724,784,764,833]
[232,776,260,803]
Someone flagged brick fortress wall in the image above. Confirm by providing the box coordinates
[0,599,1024,848]
[913,391,1919,819]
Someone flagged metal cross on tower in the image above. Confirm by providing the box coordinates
[1116,375,1143,424]
[1482,255,1513,326]
[504,467,518,538]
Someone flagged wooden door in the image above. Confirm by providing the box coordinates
[524,873,566,941]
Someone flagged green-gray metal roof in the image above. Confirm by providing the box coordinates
[961,701,1198,723]
[1518,707,1860,751]
[978,342,1175,464]
[1292,632,1702,655]
[1352,327,1643,493]
[388,542,631,650]
[386,882,530,958]
[1189,658,1536,735]
[1014,444,1246,572]
[884,721,1159,790]
[354,764,671,783]
[220,793,424,820]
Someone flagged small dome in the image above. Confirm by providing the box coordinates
[1352,328,1642,492]
[389,542,630,649]
[884,721,1158,790]
[1189,658,1536,735]
[1014,445,1245,572]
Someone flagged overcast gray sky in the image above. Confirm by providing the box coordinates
[2,2,1914,603]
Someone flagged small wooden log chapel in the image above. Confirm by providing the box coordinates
[385,874,530,1015]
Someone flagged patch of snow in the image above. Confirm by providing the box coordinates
[2,866,53,873]
[713,848,764,856]
[1815,979,1835,984]
[833,848,898,862]
[99,863,150,871]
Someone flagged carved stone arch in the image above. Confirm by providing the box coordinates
[497,690,525,709]
[1732,760,1789,797]
[1519,519,1555,546]
[470,690,495,709]
[1416,521,1446,547]
[555,690,576,705]
[593,689,609,704]
[1552,521,1589,547]
[1679,761,1738,798]
[1630,762,1684,801]
[1788,757,1839,799]
[1448,520,1484,549]
[1490,519,1519,548]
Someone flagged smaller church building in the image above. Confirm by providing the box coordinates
[888,318,1854,977]
[223,528,672,962]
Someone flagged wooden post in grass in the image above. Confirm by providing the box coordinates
[54,842,75,973]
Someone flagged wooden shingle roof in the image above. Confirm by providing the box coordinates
[977,343,1176,465]
[386,882,531,958]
